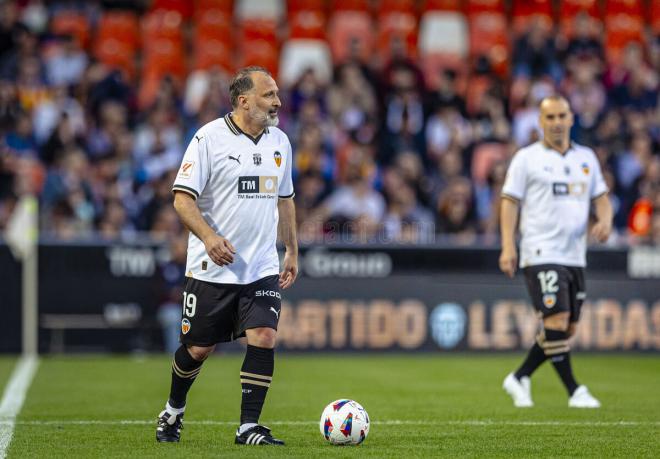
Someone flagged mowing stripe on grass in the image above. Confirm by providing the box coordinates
[3,420,658,427]
[0,356,39,459]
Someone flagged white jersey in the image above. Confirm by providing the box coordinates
[501,141,608,268]
[172,114,294,284]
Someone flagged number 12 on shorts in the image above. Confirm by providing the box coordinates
[537,270,559,293]
[182,292,197,317]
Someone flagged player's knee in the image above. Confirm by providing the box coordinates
[186,344,215,361]
[246,327,277,349]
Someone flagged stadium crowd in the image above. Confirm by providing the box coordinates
[0,0,658,246]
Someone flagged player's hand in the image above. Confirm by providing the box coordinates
[499,246,518,278]
[279,251,298,289]
[204,234,236,266]
[591,220,611,243]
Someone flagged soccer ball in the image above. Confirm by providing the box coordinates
[319,399,370,445]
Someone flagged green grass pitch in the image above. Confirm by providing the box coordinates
[3,354,659,458]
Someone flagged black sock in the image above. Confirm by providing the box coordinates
[544,329,579,395]
[514,341,548,379]
[240,345,274,425]
[168,345,204,409]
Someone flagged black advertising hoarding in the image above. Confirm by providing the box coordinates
[1,243,659,353]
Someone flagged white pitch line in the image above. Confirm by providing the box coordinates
[2,419,658,427]
[0,356,39,459]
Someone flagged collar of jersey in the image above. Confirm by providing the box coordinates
[224,113,269,145]
[541,140,575,157]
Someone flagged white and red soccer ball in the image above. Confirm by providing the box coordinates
[319,399,370,445]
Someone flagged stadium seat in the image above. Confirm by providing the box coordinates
[94,37,136,80]
[377,11,418,61]
[235,0,284,21]
[142,38,186,81]
[193,38,233,71]
[237,39,279,76]
[469,12,509,76]
[287,0,325,14]
[605,0,643,18]
[141,9,184,44]
[279,39,332,87]
[194,9,233,44]
[419,11,469,58]
[560,0,600,20]
[288,10,326,40]
[605,13,644,64]
[330,0,370,12]
[196,0,234,15]
[420,52,468,91]
[380,0,419,14]
[652,1,660,34]
[511,0,553,35]
[96,11,140,50]
[422,0,462,12]
[51,11,90,48]
[151,0,194,19]
[327,11,375,63]
[238,19,279,45]
[465,0,505,17]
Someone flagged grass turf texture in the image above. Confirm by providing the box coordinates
[5,354,659,458]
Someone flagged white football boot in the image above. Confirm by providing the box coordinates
[568,385,601,408]
[503,373,533,407]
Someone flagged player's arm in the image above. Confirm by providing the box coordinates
[499,196,519,278]
[591,192,613,243]
[277,197,298,289]
[173,191,235,266]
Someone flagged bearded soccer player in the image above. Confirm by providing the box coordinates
[499,96,613,408]
[155,66,298,445]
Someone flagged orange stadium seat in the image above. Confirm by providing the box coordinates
[327,11,375,63]
[377,11,418,61]
[194,9,232,44]
[196,0,234,15]
[469,12,509,76]
[422,0,463,12]
[151,0,194,19]
[652,0,660,34]
[193,38,233,71]
[559,0,600,20]
[142,9,184,43]
[94,37,136,80]
[51,11,90,48]
[289,10,326,40]
[605,0,643,18]
[512,0,553,34]
[142,38,187,80]
[465,0,505,17]
[96,11,140,50]
[330,0,370,12]
[237,40,279,76]
[238,19,278,44]
[380,0,418,14]
[605,13,644,64]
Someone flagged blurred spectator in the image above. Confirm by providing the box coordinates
[434,176,478,244]
[44,34,88,87]
[513,20,562,82]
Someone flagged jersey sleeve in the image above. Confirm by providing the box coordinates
[501,151,527,201]
[278,139,295,199]
[172,133,210,200]
[589,154,608,199]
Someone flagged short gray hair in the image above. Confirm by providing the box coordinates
[229,66,271,108]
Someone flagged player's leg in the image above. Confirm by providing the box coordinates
[235,275,284,445]
[157,278,235,442]
[566,268,600,408]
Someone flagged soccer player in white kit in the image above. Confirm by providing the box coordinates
[155,67,298,445]
[499,96,613,409]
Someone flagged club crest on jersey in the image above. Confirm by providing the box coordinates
[581,163,590,175]
[253,153,262,166]
[178,161,194,178]
[274,151,282,167]
[181,318,191,334]
[543,294,557,308]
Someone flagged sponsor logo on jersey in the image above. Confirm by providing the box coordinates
[256,290,281,299]
[552,182,586,196]
[179,161,194,178]
[581,162,590,175]
[543,294,557,308]
[181,318,191,334]
[237,176,278,198]
[253,153,262,165]
[274,151,282,167]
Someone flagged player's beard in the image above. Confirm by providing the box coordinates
[249,106,279,128]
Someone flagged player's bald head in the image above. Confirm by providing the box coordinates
[539,96,571,114]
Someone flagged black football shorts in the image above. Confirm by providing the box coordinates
[178,274,281,346]
[523,264,586,322]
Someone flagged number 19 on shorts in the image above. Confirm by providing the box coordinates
[182,292,197,317]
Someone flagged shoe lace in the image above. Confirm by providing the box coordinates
[252,425,271,436]
[158,414,183,430]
